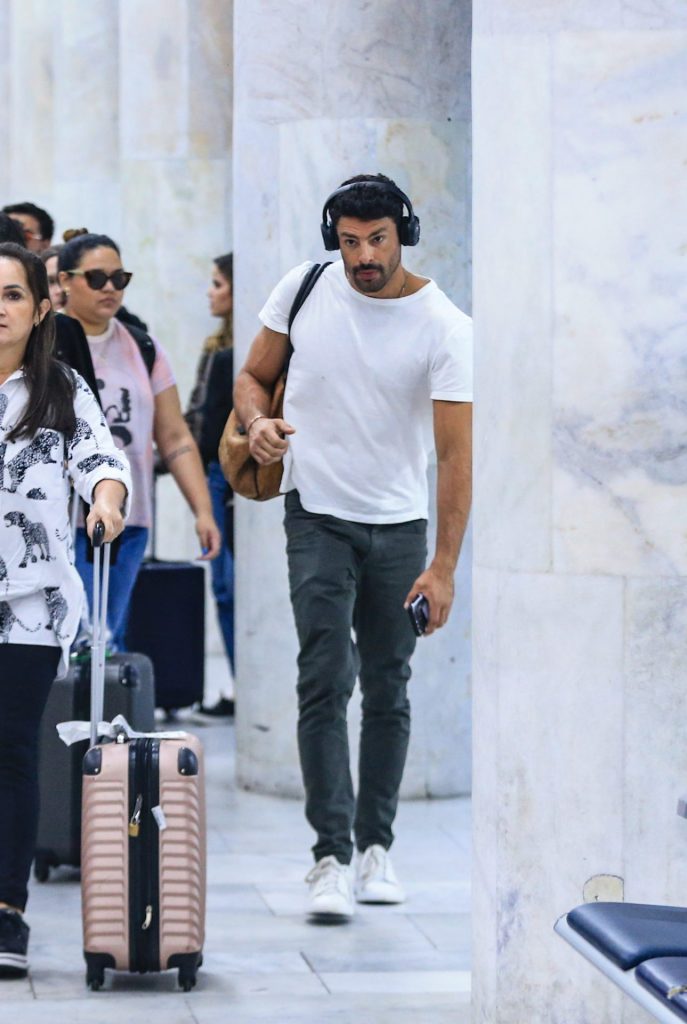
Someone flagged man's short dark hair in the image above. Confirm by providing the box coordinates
[2,202,55,243]
[0,212,28,246]
[327,173,405,234]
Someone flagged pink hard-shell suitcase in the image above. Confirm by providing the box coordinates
[79,525,206,991]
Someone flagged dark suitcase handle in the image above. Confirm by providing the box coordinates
[90,522,111,746]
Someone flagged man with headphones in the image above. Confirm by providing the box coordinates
[234,173,472,920]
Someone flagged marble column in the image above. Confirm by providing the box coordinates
[472,4,687,1022]
[118,0,234,573]
[7,0,56,204]
[233,0,473,796]
[53,3,120,236]
[3,0,234,663]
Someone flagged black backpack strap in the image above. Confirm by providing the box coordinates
[284,262,331,372]
[126,323,157,377]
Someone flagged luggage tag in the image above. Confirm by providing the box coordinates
[151,806,168,831]
[57,714,187,746]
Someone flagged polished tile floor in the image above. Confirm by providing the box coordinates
[3,687,472,1023]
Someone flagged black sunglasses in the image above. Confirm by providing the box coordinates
[67,268,133,291]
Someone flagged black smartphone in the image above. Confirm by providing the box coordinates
[407,594,429,637]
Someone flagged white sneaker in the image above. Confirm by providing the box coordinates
[305,856,354,919]
[355,845,406,904]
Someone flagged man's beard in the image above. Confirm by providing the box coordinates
[349,251,401,294]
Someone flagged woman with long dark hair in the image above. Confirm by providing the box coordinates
[58,233,220,650]
[0,242,131,976]
[186,253,235,716]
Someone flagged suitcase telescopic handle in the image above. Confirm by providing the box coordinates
[90,522,111,746]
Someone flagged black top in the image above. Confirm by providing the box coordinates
[54,313,100,404]
[116,306,149,334]
[200,347,233,469]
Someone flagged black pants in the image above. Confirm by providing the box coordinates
[284,491,427,865]
[0,644,60,911]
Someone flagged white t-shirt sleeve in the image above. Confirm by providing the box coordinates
[429,319,473,402]
[258,262,314,335]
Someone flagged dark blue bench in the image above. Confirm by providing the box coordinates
[555,902,687,1022]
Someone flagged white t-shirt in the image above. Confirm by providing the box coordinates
[259,260,472,524]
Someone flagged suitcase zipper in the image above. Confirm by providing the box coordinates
[128,744,142,970]
[143,739,161,971]
[128,740,161,973]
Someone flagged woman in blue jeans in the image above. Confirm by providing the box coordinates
[59,232,221,649]
[186,253,235,715]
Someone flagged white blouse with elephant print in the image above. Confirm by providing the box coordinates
[0,368,132,677]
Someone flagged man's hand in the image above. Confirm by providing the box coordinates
[404,563,455,636]
[249,417,296,465]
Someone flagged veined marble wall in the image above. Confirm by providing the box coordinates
[1,0,233,661]
[233,0,473,796]
[472,3,687,1022]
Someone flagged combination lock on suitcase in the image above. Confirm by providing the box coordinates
[79,525,207,991]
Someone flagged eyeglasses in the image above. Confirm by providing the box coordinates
[23,228,44,242]
[66,268,133,291]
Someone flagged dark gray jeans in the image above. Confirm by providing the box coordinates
[284,490,427,864]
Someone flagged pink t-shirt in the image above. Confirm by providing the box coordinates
[86,318,176,526]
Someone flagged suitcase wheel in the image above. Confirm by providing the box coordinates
[169,952,201,991]
[85,953,113,990]
[179,966,197,992]
[86,968,104,991]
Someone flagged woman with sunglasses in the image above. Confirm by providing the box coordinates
[58,233,221,650]
[0,242,130,975]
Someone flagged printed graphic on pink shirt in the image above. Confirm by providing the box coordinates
[87,319,175,526]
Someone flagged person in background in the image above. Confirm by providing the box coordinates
[0,214,28,247]
[58,232,221,650]
[0,222,99,396]
[0,242,131,977]
[62,227,149,333]
[40,247,65,311]
[2,202,54,254]
[186,253,235,718]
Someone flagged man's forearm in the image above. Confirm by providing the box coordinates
[433,453,472,576]
[233,370,273,428]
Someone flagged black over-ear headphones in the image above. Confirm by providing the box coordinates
[320,181,421,251]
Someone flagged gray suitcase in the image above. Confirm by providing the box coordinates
[35,653,155,880]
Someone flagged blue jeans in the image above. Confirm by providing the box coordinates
[207,460,234,672]
[284,491,427,864]
[75,526,149,651]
